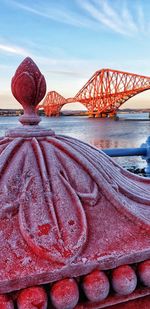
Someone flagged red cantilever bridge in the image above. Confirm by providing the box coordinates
[40,68,150,117]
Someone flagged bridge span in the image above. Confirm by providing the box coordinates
[39,68,150,117]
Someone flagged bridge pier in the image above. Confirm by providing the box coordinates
[95,113,101,118]
[101,113,107,118]
[109,112,118,120]
[88,113,95,118]
[54,112,60,117]
[88,112,103,118]
[88,112,117,119]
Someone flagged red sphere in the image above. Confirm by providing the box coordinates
[0,295,14,309]
[17,286,47,309]
[138,260,150,287]
[50,278,79,309]
[82,270,110,302]
[112,265,137,295]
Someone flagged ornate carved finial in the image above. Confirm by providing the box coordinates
[11,57,46,125]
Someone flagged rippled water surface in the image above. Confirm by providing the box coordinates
[0,113,150,169]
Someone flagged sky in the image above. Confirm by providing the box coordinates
[0,0,150,110]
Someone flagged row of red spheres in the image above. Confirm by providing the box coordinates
[0,260,150,309]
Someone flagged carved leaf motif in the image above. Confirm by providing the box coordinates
[18,139,87,264]
[35,75,47,104]
[12,72,36,108]
[1,134,150,266]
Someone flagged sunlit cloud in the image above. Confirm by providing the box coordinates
[0,43,29,56]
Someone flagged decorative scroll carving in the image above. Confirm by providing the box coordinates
[0,133,150,265]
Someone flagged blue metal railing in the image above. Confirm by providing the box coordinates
[102,136,150,176]
[103,147,146,157]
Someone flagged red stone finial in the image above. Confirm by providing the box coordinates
[11,57,46,125]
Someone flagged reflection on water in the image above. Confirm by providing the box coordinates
[91,139,120,149]
[0,114,150,169]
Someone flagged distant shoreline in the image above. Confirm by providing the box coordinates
[0,109,150,117]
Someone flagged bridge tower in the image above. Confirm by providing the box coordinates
[42,91,67,116]
[75,69,150,117]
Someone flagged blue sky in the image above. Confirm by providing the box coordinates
[0,0,150,109]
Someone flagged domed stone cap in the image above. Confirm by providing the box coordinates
[0,58,150,295]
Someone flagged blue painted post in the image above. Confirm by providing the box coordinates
[103,148,146,157]
[141,136,150,176]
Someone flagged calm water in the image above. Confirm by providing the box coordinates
[0,113,150,169]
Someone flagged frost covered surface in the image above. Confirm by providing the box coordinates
[0,132,150,293]
[0,55,149,306]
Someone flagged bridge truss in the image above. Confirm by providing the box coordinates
[41,69,150,117]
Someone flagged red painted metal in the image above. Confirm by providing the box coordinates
[42,91,67,116]
[42,69,150,116]
[0,58,150,308]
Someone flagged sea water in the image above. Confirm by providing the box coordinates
[0,114,150,169]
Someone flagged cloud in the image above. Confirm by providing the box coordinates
[8,0,96,29]
[46,70,84,78]
[136,2,145,33]
[77,0,147,36]
[0,43,29,56]
[78,0,128,35]
[8,0,148,37]
[4,0,149,38]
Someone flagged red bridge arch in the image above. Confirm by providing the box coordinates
[41,69,150,117]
